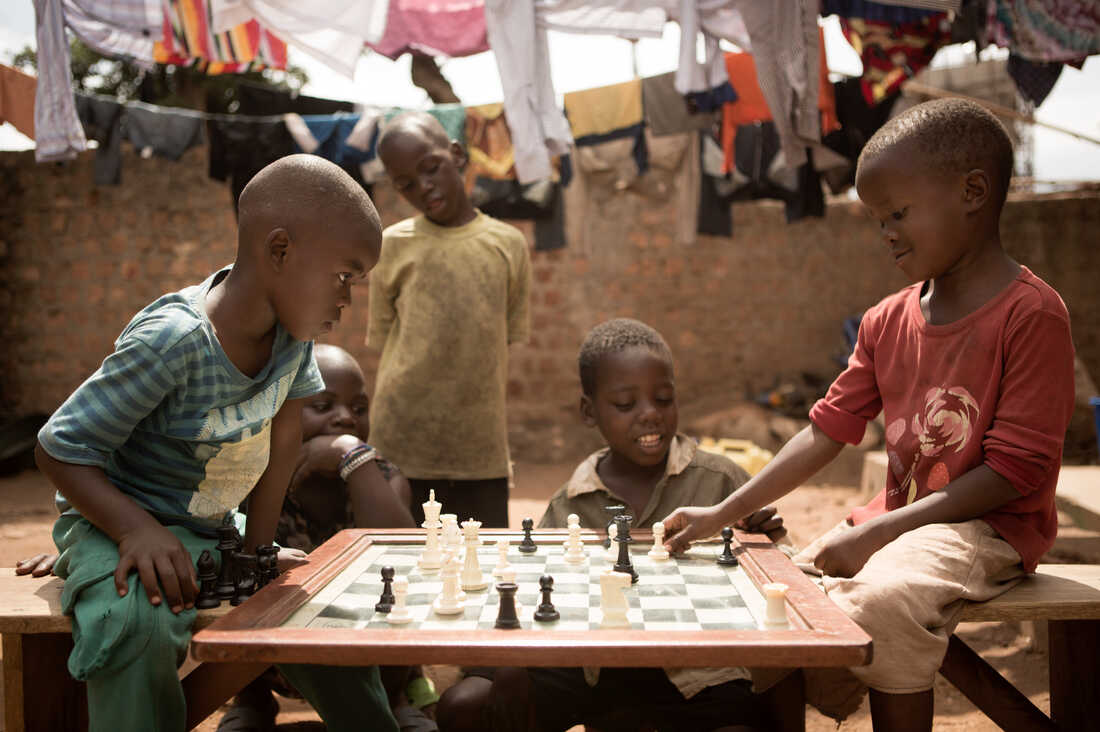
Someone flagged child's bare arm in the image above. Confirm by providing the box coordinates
[348,460,416,528]
[663,424,843,552]
[814,464,1018,577]
[243,398,305,554]
[34,445,198,612]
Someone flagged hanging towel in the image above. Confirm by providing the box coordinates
[157,0,288,74]
[1007,53,1066,107]
[125,102,206,160]
[382,104,467,144]
[75,94,125,184]
[563,78,643,142]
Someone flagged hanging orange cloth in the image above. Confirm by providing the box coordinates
[0,63,36,139]
[721,29,839,174]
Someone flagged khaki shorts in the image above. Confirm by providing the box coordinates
[794,518,1024,695]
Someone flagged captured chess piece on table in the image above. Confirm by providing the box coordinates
[195,550,220,609]
[717,527,739,566]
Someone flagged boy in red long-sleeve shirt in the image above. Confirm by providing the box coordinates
[662,98,1075,731]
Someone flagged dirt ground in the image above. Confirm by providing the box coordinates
[2,463,1098,731]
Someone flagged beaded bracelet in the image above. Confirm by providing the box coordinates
[339,443,378,481]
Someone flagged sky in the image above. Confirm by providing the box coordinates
[3,2,1098,181]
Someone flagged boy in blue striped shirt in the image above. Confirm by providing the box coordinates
[34,155,398,732]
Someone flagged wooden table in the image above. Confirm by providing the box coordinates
[191,528,872,670]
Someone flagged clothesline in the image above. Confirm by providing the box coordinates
[901,80,1100,148]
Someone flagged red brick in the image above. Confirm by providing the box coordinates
[652,232,672,249]
[534,267,553,284]
[544,290,562,307]
[573,257,590,276]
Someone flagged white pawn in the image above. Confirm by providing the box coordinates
[648,521,670,562]
[461,519,488,591]
[563,514,587,564]
[763,582,789,628]
[386,576,413,624]
[433,553,466,615]
[598,570,632,628]
[492,540,512,579]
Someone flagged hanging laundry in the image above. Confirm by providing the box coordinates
[62,0,161,68]
[0,64,37,139]
[370,0,489,60]
[210,0,387,78]
[33,0,87,162]
[283,112,377,189]
[986,0,1100,63]
[564,78,648,174]
[821,76,898,193]
[822,0,940,23]
[720,28,839,175]
[483,0,573,184]
[125,102,206,160]
[642,71,728,137]
[382,104,467,144]
[75,94,125,184]
[839,12,952,105]
[157,0,288,74]
[565,130,699,252]
[235,81,354,115]
[727,1,826,173]
[208,117,297,210]
[465,103,516,187]
[1007,54,1068,107]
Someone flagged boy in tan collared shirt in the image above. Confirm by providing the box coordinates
[436,318,786,732]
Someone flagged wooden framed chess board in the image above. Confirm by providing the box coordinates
[190,528,872,669]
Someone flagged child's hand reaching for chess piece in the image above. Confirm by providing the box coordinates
[737,505,787,544]
[277,547,309,571]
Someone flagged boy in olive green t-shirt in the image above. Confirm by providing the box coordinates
[369,112,531,528]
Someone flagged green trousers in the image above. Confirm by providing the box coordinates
[53,515,398,732]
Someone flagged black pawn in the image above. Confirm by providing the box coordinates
[613,515,638,584]
[533,575,559,622]
[215,525,239,601]
[717,527,739,566]
[518,517,537,553]
[603,504,626,548]
[195,550,220,609]
[494,582,521,629]
[375,566,396,612]
[231,558,256,606]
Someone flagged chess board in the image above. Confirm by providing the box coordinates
[191,529,872,670]
[284,542,763,632]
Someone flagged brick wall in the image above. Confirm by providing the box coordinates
[2,148,1097,463]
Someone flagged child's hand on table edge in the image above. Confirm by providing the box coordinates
[15,553,58,577]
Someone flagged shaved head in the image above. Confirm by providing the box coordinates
[377,111,452,158]
[237,154,381,263]
[314,343,363,377]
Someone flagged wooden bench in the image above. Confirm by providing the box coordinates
[0,569,266,732]
[943,564,1100,732]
